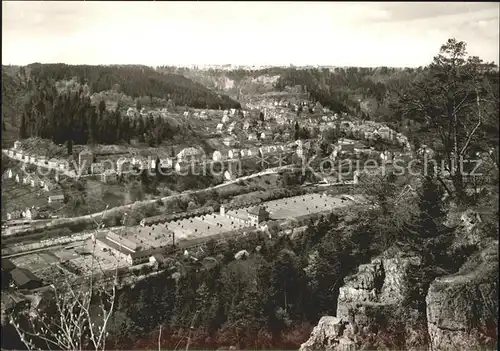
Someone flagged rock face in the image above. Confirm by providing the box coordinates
[299,316,352,351]
[300,249,422,351]
[451,209,487,250]
[336,248,421,326]
[426,241,498,350]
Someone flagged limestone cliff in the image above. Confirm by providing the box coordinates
[426,241,498,350]
[300,248,423,351]
[300,239,498,351]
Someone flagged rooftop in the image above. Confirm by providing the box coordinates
[248,206,269,216]
[1,258,16,272]
[10,267,41,287]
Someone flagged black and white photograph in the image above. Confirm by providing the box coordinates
[1,1,499,350]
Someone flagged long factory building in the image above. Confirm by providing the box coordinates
[95,193,352,265]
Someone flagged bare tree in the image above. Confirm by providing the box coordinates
[9,208,119,351]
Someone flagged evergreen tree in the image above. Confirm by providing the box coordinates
[418,172,445,238]
[19,112,27,139]
[294,121,300,140]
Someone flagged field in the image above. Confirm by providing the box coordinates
[84,179,127,208]
[9,238,129,282]
[264,193,355,220]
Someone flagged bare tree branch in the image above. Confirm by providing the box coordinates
[9,206,118,351]
[460,89,482,156]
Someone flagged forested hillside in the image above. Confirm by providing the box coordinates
[161,65,423,121]
[18,85,183,148]
[1,68,29,147]
[26,63,241,109]
[1,64,241,148]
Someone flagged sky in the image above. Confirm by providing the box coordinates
[2,1,499,67]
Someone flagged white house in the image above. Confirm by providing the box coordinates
[48,160,59,169]
[248,133,257,141]
[216,123,224,132]
[378,126,392,140]
[222,115,230,124]
[212,150,229,161]
[48,194,65,204]
[260,132,267,140]
[240,149,249,158]
[23,175,32,185]
[243,121,251,131]
[30,176,40,188]
[43,182,56,192]
[7,210,23,220]
[7,169,14,179]
[126,107,137,117]
[14,140,22,150]
[177,147,203,161]
[24,207,39,220]
[224,170,237,181]
[228,149,240,159]
[15,174,21,183]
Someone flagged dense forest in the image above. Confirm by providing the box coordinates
[108,212,377,349]
[2,63,244,149]
[24,64,241,109]
[18,82,185,149]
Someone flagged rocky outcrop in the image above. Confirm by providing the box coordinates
[426,241,498,350]
[451,209,488,250]
[335,248,421,326]
[300,248,423,351]
[298,316,353,351]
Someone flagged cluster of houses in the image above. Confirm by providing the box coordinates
[3,141,72,175]
[329,138,399,162]
[3,166,65,206]
[4,168,59,192]
[125,104,175,119]
[6,206,45,221]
